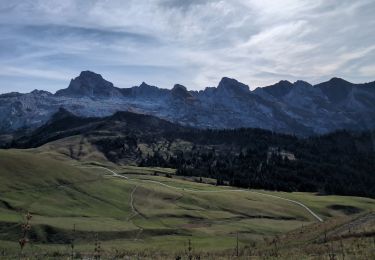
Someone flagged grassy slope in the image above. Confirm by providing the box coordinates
[0,149,374,257]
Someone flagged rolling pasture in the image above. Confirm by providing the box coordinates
[0,149,374,259]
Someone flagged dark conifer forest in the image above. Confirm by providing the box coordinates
[139,128,375,198]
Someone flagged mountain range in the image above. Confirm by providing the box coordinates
[1,70,375,136]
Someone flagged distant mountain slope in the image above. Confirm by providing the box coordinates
[11,108,186,149]
[8,110,375,198]
[0,70,375,135]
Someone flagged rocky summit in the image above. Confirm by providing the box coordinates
[0,71,374,136]
[55,71,122,98]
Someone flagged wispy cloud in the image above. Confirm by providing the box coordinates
[0,65,68,80]
[0,0,374,93]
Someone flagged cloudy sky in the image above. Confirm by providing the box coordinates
[0,0,374,93]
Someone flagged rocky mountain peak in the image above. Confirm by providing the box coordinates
[79,70,104,80]
[139,82,152,88]
[261,80,293,98]
[171,84,193,100]
[293,80,312,88]
[137,82,162,92]
[278,80,293,86]
[128,81,168,99]
[217,77,250,93]
[172,84,187,91]
[315,77,354,103]
[55,71,120,98]
[328,77,350,85]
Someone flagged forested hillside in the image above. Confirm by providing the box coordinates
[7,110,375,198]
[140,129,375,198]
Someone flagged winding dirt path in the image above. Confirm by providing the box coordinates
[82,166,324,222]
[128,185,144,241]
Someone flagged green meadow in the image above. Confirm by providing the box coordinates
[0,149,374,258]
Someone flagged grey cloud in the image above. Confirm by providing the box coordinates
[0,0,374,93]
[160,0,220,10]
[2,24,160,46]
